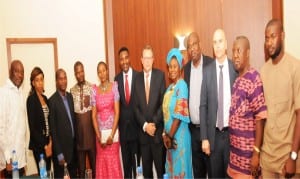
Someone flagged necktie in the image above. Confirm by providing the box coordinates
[125,74,130,104]
[217,65,224,130]
[145,73,150,104]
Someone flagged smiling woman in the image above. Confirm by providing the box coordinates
[162,48,192,178]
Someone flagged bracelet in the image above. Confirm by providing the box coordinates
[253,145,260,153]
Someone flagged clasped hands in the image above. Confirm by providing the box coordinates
[145,123,156,136]
[162,133,177,149]
[97,134,113,148]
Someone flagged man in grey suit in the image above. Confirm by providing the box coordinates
[183,32,213,178]
[200,29,237,178]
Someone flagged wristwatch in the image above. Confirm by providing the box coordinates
[290,151,298,161]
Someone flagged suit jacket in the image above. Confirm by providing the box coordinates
[133,68,166,144]
[183,54,214,96]
[114,69,139,142]
[27,91,49,153]
[200,59,237,150]
[49,90,76,164]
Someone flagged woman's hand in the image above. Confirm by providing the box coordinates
[106,135,113,145]
[45,137,52,157]
[163,133,177,149]
[163,134,172,149]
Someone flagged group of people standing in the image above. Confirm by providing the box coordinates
[1,18,300,179]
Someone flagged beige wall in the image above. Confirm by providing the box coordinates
[0,0,106,175]
[0,0,106,87]
[284,0,300,59]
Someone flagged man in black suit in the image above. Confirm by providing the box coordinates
[49,69,77,178]
[115,47,140,178]
[134,45,166,178]
[200,29,237,178]
[183,32,213,178]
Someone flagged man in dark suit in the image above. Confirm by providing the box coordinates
[183,32,213,178]
[115,47,140,178]
[49,69,77,178]
[134,45,166,178]
[200,29,237,178]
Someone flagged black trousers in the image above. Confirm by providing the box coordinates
[209,129,230,178]
[77,148,96,178]
[189,124,211,178]
[53,148,78,178]
[140,142,165,178]
[121,140,141,178]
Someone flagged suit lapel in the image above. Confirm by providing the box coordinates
[148,69,155,106]
[119,75,126,103]
[131,71,136,100]
[141,72,147,106]
[211,61,218,105]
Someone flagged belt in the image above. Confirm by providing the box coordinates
[190,123,200,128]
[216,127,229,132]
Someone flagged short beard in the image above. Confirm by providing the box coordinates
[270,45,282,60]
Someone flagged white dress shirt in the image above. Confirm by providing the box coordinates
[216,58,231,127]
[0,79,27,168]
[189,55,203,124]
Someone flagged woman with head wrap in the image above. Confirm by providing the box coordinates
[162,48,193,178]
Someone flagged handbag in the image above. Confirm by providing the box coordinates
[101,128,119,143]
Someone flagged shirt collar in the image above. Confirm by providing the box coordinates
[143,69,152,77]
[216,56,228,68]
[6,78,21,91]
[123,67,132,76]
[191,54,203,69]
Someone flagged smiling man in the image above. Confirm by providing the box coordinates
[114,47,140,178]
[0,60,27,177]
[133,45,166,178]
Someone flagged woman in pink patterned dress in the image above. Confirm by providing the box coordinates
[91,61,123,178]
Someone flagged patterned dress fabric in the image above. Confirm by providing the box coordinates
[162,79,193,178]
[92,82,123,178]
[228,68,267,177]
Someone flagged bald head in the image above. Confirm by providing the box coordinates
[232,36,250,75]
[213,29,227,62]
[235,36,250,50]
[9,60,24,88]
[187,32,200,44]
